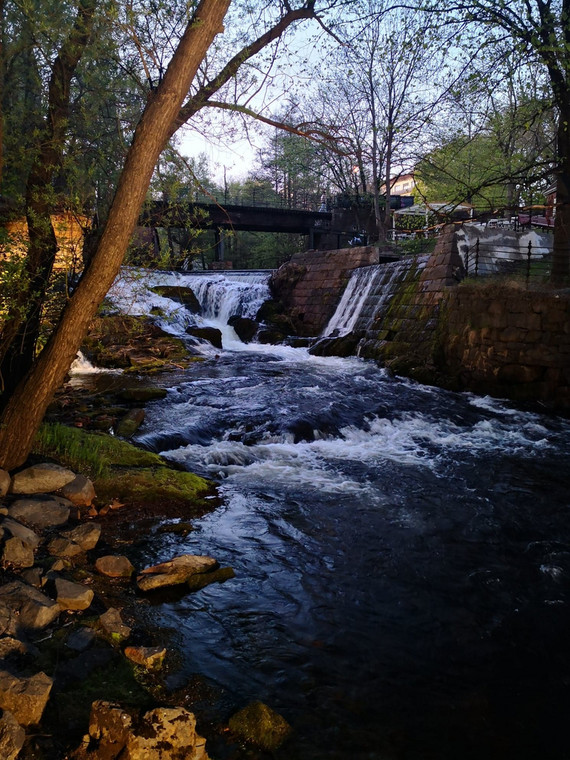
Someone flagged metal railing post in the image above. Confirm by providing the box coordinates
[465,245,470,275]
[526,240,532,288]
[475,238,480,277]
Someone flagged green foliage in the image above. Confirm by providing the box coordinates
[33,422,163,477]
[0,255,31,327]
[416,133,509,209]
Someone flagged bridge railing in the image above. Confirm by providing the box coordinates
[188,189,327,212]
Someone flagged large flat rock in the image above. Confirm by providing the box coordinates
[8,496,70,530]
[10,463,76,495]
[137,554,217,592]
[0,670,53,726]
[0,581,60,630]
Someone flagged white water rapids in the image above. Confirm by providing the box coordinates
[96,267,570,760]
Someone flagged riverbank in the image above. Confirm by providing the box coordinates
[0,417,288,758]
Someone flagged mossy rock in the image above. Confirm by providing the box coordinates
[118,386,167,402]
[34,424,212,509]
[34,423,164,473]
[82,315,195,371]
[186,326,223,349]
[114,408,145,439]
[95,467,211,508]
[150,285,201,314]
[228,700,291,751]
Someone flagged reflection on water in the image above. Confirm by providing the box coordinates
[128,345,570,760]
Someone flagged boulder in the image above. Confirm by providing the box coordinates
[0,637,30,659]
[228,701,291,751]
[55,578,94,611]
[124,707,209,760]
[308,332,362,358]
[66,627,96,652]
[76,702,209,760]
[0,670,53,726]
[21,567,45,588]
[185,326,223,349]
[84,700,133,758]
[186,566,235,592]
[117,386,167,402]
[98,608,131,641]
[8,496,70,530]
[10,463,76,495]
[0,581,60,631]
[228,316,258,343]
[0,709,26,760]
[123,646,166,669]
[1,518,41,549]
[256,328,286,345]
[0,470,11,497]
[2,537,34,568]
[150,285,202,314]
[137,554,217,592]
[61,522,102,551]
[95,555,135,579]
[114,409,145,439]
[47,536,84,558]
[61,475,96,507]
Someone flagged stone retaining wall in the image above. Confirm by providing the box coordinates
[271,228,569,411]
[270,246,380,336]
[439,285,570,410]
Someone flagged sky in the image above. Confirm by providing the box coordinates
[179,129,261,185]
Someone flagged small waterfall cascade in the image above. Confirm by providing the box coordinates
[107,269,271,338]
[323,256,427,338]
[185,272,270,322]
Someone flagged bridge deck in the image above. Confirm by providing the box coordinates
[140,201,332,235]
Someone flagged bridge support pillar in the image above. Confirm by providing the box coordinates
[214,228,225,261]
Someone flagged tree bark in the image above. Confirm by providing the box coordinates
[552,108,570,284]
[0,0,231,470]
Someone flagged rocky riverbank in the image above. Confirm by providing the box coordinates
[0,456,290,759]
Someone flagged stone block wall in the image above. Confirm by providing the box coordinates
[270,246,379,336]
[439,285,570,410]
[418,224,465,301]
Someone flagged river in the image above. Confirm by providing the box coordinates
[109,270,570,760]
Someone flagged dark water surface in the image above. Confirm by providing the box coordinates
[125,341,570,760]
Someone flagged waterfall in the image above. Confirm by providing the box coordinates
[322,267,378,337]
[107,269,271,337]
[323,257,426,338]
[184,272,270,322]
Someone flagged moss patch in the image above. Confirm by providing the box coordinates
[95,466,211,507]
[228,700,291,751]
[82,314,197,372]
[33,423,212,509]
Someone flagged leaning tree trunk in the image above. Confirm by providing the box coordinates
[0,0,231,471]
[552,111,570,285]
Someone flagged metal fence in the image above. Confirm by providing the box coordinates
[463,238,553,288]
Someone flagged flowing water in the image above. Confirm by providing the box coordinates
[108,270,570,760]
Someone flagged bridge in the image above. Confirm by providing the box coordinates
[138,192,414,258]
[140,198,332,253]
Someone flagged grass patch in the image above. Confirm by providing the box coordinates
[34,422,163,478]
[33,422,212,507]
